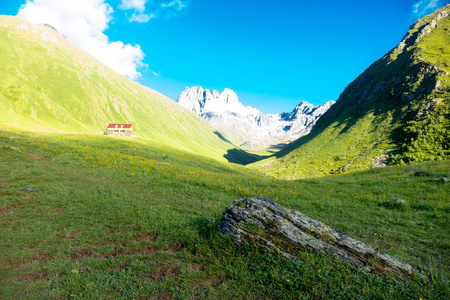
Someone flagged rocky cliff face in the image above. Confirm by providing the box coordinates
[177,86,334,150]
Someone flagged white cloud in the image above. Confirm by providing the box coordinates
[119,0,148,13]
[119,0,187,23]
[18,0,146,79]
[129,12,155,23]
[161,0,186,11]
[412,0,440,18]
[119,0,151,23]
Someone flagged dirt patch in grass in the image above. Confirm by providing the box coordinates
[113,241,186,255]
[112,244,183,256]
[189,276,228,289]
[190,278,216,288]
[104,231,160,242]
[5,269,53,283]
[110,263,128,270]
[1,204,23,215]
[132,232,160,242]
[19,269,52,281]
[70,248,95,260]
[146,291,175,300]
[69,246,126,260]
[115,246,149,256]
[166,241,186,253]
[105,229,122,235]
[0,252,52,269]
[0,260,11,268]
[58,231,82,240]
[189,264,204,272]
[70,241,184,260]
[32,251,53,262]
[29,241,46,249]
[146,265,181,281]
[48,207,66,215]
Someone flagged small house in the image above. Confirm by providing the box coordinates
[106,124,133,137]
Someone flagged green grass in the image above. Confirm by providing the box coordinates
[0,15,236,162]
[1,128,449,299]
[252,108,396,179]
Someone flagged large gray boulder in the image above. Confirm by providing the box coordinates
[218,197,417,277]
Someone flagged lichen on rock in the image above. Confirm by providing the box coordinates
[218,197,419,278]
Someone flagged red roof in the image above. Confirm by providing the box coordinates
[107,124,132,129]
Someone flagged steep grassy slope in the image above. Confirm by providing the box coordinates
[254,5,450,179]
[0,15,234,161]
[1,128,449,299]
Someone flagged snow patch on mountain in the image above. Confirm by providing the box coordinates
[176,86,334,150]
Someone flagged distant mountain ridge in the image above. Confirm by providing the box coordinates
[177,86,334,150]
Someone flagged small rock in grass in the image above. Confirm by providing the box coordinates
[391,198,407,205]
[435,177,449,182]
[26,187,36,192]
[10,147,19,150]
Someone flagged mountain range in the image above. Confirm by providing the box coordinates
[177,86,334,150]
[0,4,449,178]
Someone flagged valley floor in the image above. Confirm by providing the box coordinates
[0,127,449,299]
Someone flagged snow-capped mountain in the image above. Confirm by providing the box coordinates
[176,86,335,150]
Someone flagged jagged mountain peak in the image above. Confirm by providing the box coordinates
[177,86,260,116]
[283,100,335,122]
[177,86,334,150]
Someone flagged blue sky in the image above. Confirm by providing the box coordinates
[1,0,449,113]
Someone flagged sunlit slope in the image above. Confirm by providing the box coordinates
[254,5,450,179]
[0,15,234,160]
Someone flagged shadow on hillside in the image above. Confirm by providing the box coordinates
[224,148,271,165]
[214,130,272,165]
[267,143,289,153]
[214,131,233,144]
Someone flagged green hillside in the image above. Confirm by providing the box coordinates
[0,15,235,161]
[254,5,450,179]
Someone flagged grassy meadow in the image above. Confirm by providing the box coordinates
[1,127,449,299]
